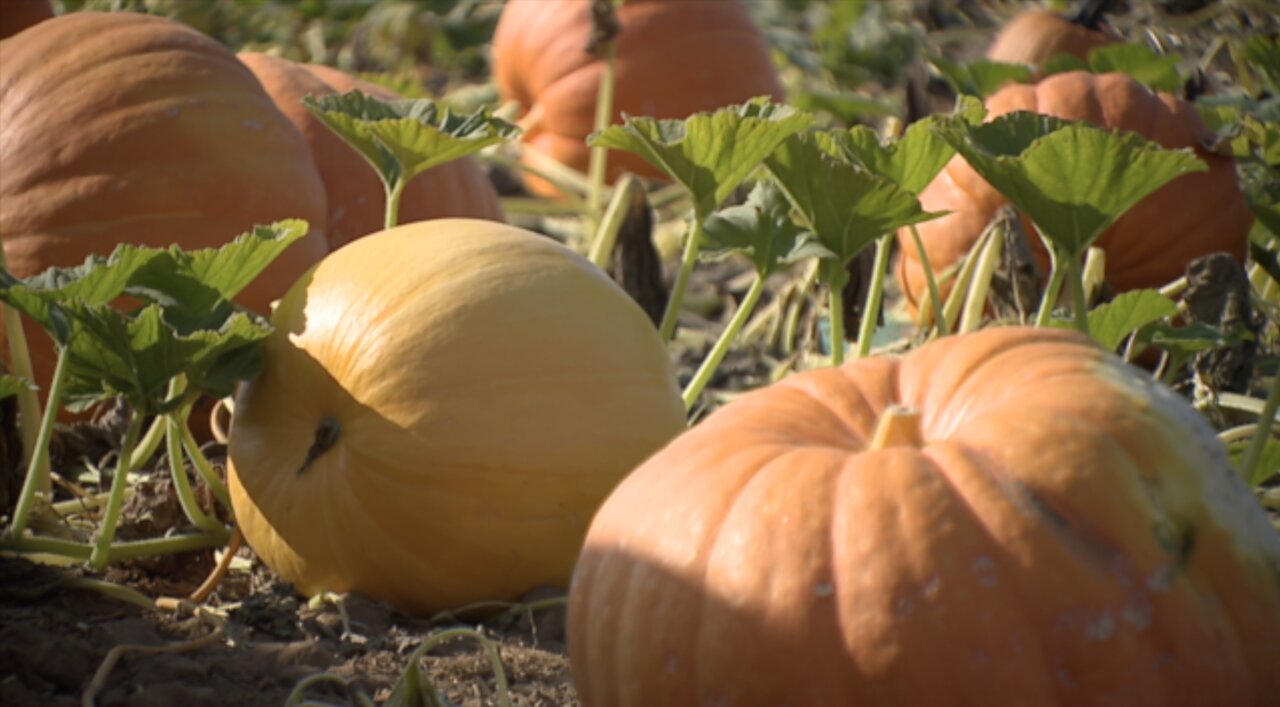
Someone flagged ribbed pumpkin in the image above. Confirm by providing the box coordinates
[569,326,1280,706]
[0,0,52,39]
[894,71,1251,317]
[227,218,686,614]
[0,11,328,412]
[237,52,505,252]
[986,7,1118,67]
[491,0,783,196]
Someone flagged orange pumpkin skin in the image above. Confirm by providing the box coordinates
[0,0,52,39]
[237,52,505,252]
[492,0,783,196]
[894,72,1251,317]
[569,326,1280,706]
[986,8,1118,67]
[0,12,328,412]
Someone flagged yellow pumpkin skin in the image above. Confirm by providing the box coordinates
[228,218,687,614]
[492,0,783,197]
[236,52,505,252]
[894,71,1252,317]
[0,11,329,418]
[569,327,1280,706]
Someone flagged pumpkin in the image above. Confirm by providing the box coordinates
[0,0,52,39]
[986,5,1119,67]
[568,326,1280,706]
[227,218,686,613]
[894,71,1251,318]
[236,52,505,252]
[491,0,783,197]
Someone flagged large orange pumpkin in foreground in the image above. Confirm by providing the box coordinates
[237,52,505,251]
[0,11,328,410]
[228,219,686,614]
[894,71,1251,317]
[569,326,1280,706]
[491,0,783,196]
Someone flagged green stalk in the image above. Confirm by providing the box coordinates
[128,414,168,471]
[855,235,894,359]
[106,530,228,562]
[940,226,994,335]
[7,347,71,539]
[384,177,407,231]
[959,225,1005,334]
[682,273,767,410]
[588,174,638,269]
[63,577,158,611]
[2,304,48,494]
[166,414,222,533]
[409,628,512,707]
[1033,245,1067,328]
[782,261,819,355]
[586,41,617,233]
[828,285,846,367]
[658,212,707,341]
[3,533,93,559]
[179,420,231,511]
[88,412,145,571]
[909,225,946,337]
[1240,369,1280,485]
[1063,249,1090,335]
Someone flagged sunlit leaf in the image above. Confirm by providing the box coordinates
[833,115,958,195]
[928,54,1033,98]
[701,181,809,275]
[589,98,814,215]
[933,112,1207,257]
[1085,289,1177,351]
[1087,43,1182,93]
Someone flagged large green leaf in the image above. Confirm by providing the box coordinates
[928,54,1033,98]
[765,132,943,268]
[59,304,271,413]
[1228,437,1280,487]
[832,115,960,195]
[588,98,814,215]
[1084,289,1177,351]
[128,220,309,334]
[933,112,1207,257]
[304,91,519,186]
[701,181,809,276]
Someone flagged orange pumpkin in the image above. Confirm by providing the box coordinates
[0,0,52,39]
[986,7,1119,67]
[894,71,1251,317]
[237,52,505,252]
[0,12,328,411]
[569,326,1280,706]
[491,0,783,197]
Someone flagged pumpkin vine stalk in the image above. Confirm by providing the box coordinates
[683,273,767,410]
[5,346,71,540]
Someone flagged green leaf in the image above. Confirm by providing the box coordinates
[701,181,809,275]
[0,374,37,401]
[933,112,1208,257]
[1240,35,1280,96]
[127,220,309,334]
[1086,43,1182,94]
[59,304,272,414]
[1228,437,1280,486]
[1042,53,1090,76]
[765,131,944,272]
[832,115,957,195]
[304,91,519,186]
[1138,321,1254,357]
[928,54,1034,98]
[588,98,814,216]
[1085,289,1177,351]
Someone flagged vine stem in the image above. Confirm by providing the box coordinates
[88,412,145,571]
[166,413,222,534]
[586,40,617,234]
[1064,248,1090,335]
[682,273,767,410]
[384,177,407,231]
[1034,243,1067,327]
[959,222,1005,334]
[1240,368,1280,484]
[180,418,231,511]
[7,346,71,539]
[909,225,946,337]
[658,212,706,341]
[2,304,48,494]
[855,235,894,359]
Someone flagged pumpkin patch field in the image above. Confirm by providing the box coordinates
[1,1,1278,705]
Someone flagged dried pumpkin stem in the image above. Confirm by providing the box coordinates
[855,234,894,359]
[297,416,342,476]
[869,405,924,450]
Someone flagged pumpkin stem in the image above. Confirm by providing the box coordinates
[869,405,924,450]
[296,416,341,476]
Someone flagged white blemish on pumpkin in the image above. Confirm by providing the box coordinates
[1084,613,1116,641]
[1122,602,1151,630]
[1146,564,1177,592]
[813,582,834,598]
[241,119,262,130]
[665,655,678,673]
[922,575,942,598]
[970,555,997,587]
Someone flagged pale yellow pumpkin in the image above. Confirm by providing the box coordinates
[227,218,686,613]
